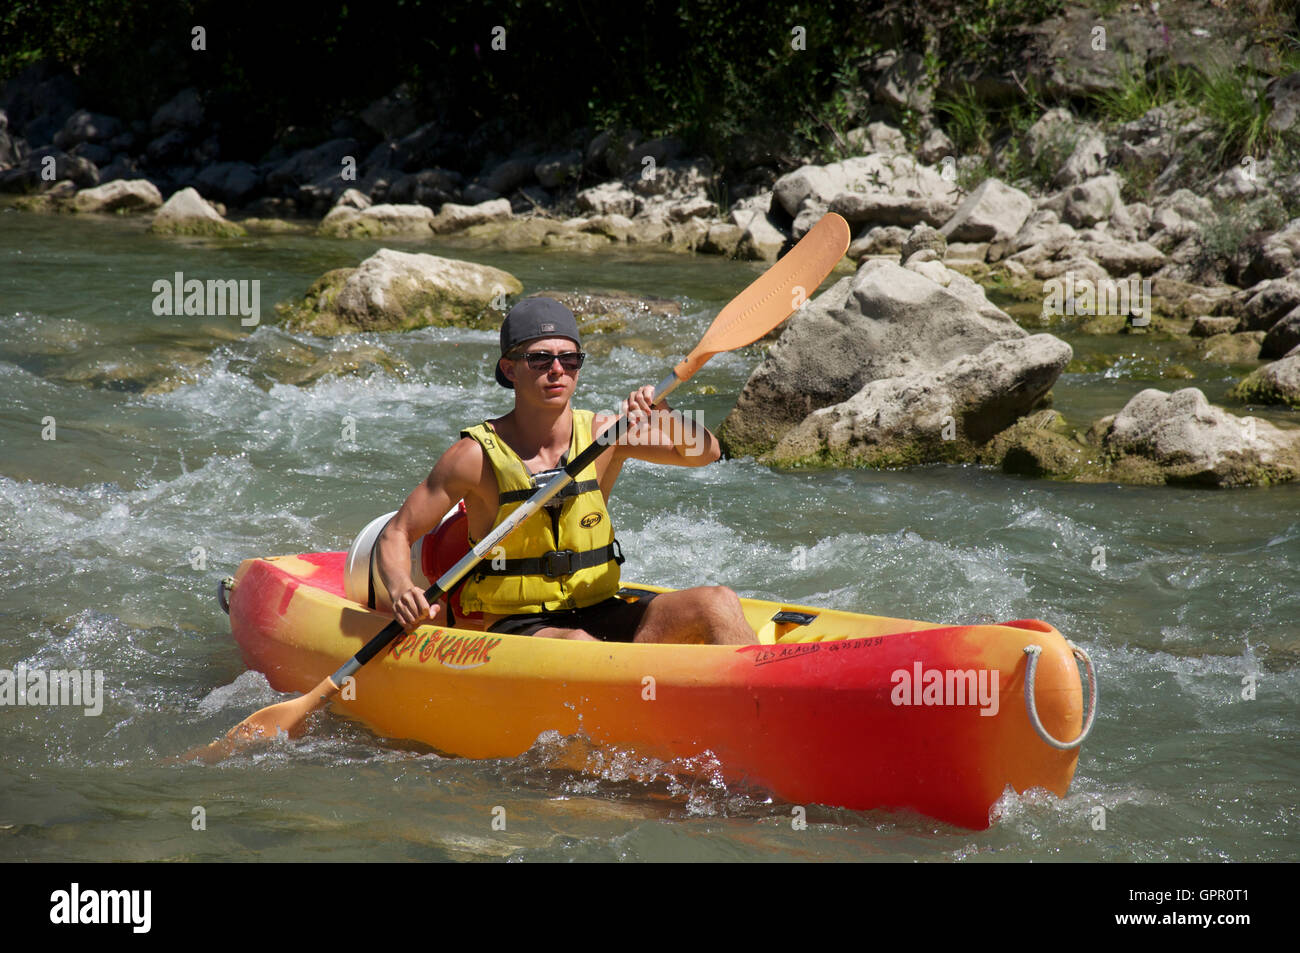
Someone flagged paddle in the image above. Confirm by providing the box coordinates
[207,211,851,752]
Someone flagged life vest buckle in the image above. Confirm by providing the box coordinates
[540,549,577,579]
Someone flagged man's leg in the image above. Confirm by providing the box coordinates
[631,586,756,645]
[530,626,599,641]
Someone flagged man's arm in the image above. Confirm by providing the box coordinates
[376,437,484,629]
[595,384,722,469]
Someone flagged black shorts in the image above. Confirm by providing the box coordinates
[487,593,656,641]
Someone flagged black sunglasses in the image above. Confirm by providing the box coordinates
[512,349,586,372]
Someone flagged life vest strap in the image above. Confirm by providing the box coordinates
[477,540,624,580]
[497,478,601,505]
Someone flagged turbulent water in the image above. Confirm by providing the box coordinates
[1,210,1296,862]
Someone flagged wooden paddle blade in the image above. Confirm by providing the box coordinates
[674,212,850,381]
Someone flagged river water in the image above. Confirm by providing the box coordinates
[1,209,1296,862]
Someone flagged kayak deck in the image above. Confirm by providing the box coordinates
[227,551,1088,829]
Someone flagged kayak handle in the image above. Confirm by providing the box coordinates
[1022,641,1097,750]
[218,576,235,615]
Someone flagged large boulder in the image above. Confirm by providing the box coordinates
[577,181,638,217]
[72,179,163,213]
[53,109,122,149]
[776,155,957,230]
[386,167,462,207]
[430,197,512,234]
[1095,387,1300,486]
[277,248,523,334]
[764,335,1073,467]
[318,202,435,238]
[719,258,1026,458]
[0,146,98,193]
[1237,276,1300,332]
[1229,355,1300,408]
[1044,175,1124,228]
[150,88,204,136]
[939,178,1032,244]
[1051,132,1107,189]
[1261,306,1300,358]
[193,161,262,207]
[149,187,246,236]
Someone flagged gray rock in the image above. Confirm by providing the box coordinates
[461,183,500,205]
[848,225,909,259]
[391,122,448,172]
[873,51,933,112]
[1191,316,1240,337]
[719,258,1024,457]
[1008,210,1077,256]
[765,334,1072,466]
[0,146,98,193]
[1261,306,1300,358]
[1239,277,1300,332]
[578,214,636,242]
[359,85,420,140]
[1052,132,1107,189]
[728,202,788,261]
[1266,72,1300,133]
[1231,355,1300,408]
[1077,238,1166,275]
[70,141,112,165]
[1026,108,1081,165]
[1045,175,1123,228]
[917,126,954,165]
[845,122,907,156]
[431,197,512,234]
[939,178,1032,243]
[267,138,360,190]
[779,155,957,228]
[72,179,163,213]
[480,156,536,195]
[387,168,461,207]
[54,110,122,148]
[319,202,436,238]
[149,186,245,236]
[277,248,523,334]
[151,88,204,136]
[334,188,372,211]
[534,150,582,189]
[1100,387,1300,486]
[901,224,947,265]
[577,181,638,217]
[629,137,685,171]
[145,130,191,165]
[194,161,262,206]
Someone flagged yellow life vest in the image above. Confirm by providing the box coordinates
[457,408,623,614]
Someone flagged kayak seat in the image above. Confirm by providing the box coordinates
[420,500,483,626]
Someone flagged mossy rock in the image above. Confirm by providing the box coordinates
[1077,313,1128,335]
[150,217,247,238]
[12,193,75,213]
[242,217,308,234]
[275,250,522,334]
[1200,332,1265,365]
[1228,366,1300,408]
[976,410,1091,479]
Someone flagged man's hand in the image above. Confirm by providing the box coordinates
[392,585,442,630]
[619,384,666,441]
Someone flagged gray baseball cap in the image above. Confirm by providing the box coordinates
[495,297,583,388]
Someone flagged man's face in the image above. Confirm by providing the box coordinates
[500,336,583,404]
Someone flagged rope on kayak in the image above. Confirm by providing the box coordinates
[1022,641,1097,750]
[218,576,235,615]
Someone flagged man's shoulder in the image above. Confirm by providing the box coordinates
[433,434,487,479]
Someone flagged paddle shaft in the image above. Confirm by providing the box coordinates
[331,370,683,682]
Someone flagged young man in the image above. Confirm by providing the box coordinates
[376,297,757,645]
